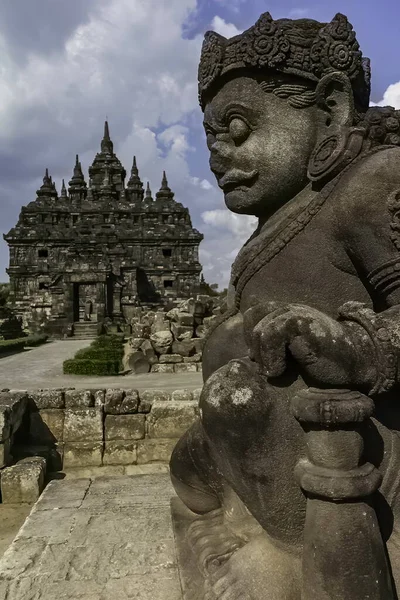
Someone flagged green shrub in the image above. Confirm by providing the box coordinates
[63,358,121,376]
[24,333,49,347]
[63,334,125,375]
[0,338,26,354]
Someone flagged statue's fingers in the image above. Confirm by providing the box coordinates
[253,313,293,376]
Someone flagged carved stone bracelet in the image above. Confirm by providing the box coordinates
[338,301,397,395]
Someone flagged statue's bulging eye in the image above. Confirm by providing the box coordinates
[229,117,251,145]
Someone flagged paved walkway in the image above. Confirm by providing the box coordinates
[0,341,203,391]
[0,474,182,600]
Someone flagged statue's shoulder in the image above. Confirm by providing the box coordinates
[334,147,400,223]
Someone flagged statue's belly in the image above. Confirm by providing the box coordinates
[202,312,248,381]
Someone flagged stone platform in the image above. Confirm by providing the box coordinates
[0,474,183,599]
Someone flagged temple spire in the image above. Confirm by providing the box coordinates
[156,170,174,201]
[101,120,114,155]
[145,181,152,199]
[126,155,144,202]
[68,154,87,201]
[60,179,67,198]
[37,168,57,199]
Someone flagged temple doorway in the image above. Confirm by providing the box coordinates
[73,283,98,322]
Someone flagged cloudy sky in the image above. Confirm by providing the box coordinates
[0,0,399,288]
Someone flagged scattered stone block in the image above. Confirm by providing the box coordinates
[104,388,139,414]
[103,441,137,465]
[132,323,151,338]
[183,353,202,363]
[105,414,145,441]
[193,338,205,353]
[29,409,64,444]
[137,438,178,464]
[203,316,217,329]
[171,323,193,341]
[0,406,11,442]
[172,339,196,357]
[63,441,103,468]
[1,457,46,504]
[151,312,171,333]
[195,324,206,337]
[65,389,94,408]
[146,400,198,438]
[63,408,103,443]
[139,389,171,413]
[196,363,203,372]
[0,391,29,440]
[140,339,159,365]
[12,443,64,472]
[176,312,194,327]
[151,364,174,374]
[129,337,145,350]
[150,330,173,354]
[171,389,194,402]
[126,351,151,374]
[29,389,64,409]
[159,354,183,364]
[174,363,198,373]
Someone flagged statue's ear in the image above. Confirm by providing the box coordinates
[315,72,354,135]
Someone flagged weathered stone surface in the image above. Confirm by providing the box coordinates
[183,353,202,363]
[171,389,194,402]
[150,330,173,354]
[137,438,179,464]
[63,441,103,468]
[12,443,64,473]
[1,457,46,504]
[193,338,205,353]
[174,363,198,373]
[105,414,145,441]
[203,315,216,329]
[139,389,171,414]
[151,364,174,374]
[29,389,64,410]
[126,351,151,374]
[0,391,29,441]
[172,339,196,357]
[93,389,106,407]
[64,389,94,408]
[171,323,193,341]
[195,324,206,337]
[63,408,103,442]
[147,400,198,438]
[132,323,151,339]
[104,388,139,414]
[0,438,12,468]
[129,337,145,350]
[29,409,64,443]
[175,312,194,327]
[103,441,137,465]
[196,363,202,372]
[159,353,183,364]
[192,388,203,403]
[151,312,171,333]
[140,339,159,365]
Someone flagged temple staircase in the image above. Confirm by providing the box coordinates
[73,322,98,339]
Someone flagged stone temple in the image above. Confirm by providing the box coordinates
[4,122,204,337]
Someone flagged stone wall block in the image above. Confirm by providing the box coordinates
[193,388,203,403]
[0,407,11,442]
[104,389,139,415]
[174,363,198,373]
[0,391,29,439]
[151,364,174,374]
[129,337,145,350]
[63,408,103,443]
[171,389,194,402]
[176,312,194,327]
[150,330,173,354]
[63,441,103,468]
[103,441,137,465]
[29,409,64,444]
[196,364,203,372]
[65,389,94,408]
[159,354,183,364]
[139,389,171,414]
[137,438,178,464]
[183,353,202,363]
[140,339,159,365]
[1,457,46,504]
[171,339,196,357]
[105,414,145,441]
[29,389,65,410]
[94,389,106,407]
[146,400,198,439]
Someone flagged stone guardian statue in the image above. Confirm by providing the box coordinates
[170,12,400,600]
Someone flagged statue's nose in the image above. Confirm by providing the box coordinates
[209,142,232,176]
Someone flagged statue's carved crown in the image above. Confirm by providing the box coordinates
[198,12,370,111]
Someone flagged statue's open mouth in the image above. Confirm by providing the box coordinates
[219,169,259,193]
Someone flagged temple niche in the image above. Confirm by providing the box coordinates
[3,122,204,336]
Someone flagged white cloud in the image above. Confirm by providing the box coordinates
[288,8,310,19]
[370,81,400,108]
[211,16,243,38]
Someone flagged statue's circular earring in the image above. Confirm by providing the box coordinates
[308,127,365,185]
